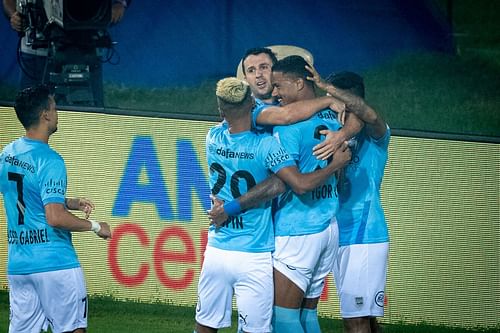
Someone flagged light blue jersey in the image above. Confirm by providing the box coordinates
[251,101,277,134]
[206,124,295,252]
[273,109,342,237]
[337,126,391,246]
[0,137,80,275]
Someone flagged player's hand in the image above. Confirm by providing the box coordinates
[207,194,228,227]
[66,197,95,219]
[329,99,347,125]
[313,130,346,161]
[305,64,328,91]
[10,12,23,32]
[78,198,95,219]
[96,222,112,239]
[331,142,352,169]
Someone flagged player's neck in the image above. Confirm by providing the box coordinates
[25,128,49,144]
[227,121,251,134]
[301,89,316,100]
[226,114,251,134]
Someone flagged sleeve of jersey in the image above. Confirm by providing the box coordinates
[373,124,391,150]
[261,136,296,174]
[38,155,67,206]
[273,125,301,161]
[252,104,271,131]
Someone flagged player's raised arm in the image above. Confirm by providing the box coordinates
[307,64,385,139]
[255,95,344,126]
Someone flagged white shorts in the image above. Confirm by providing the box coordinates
[273,220,338,298]
[332,242,389,318]
[8,267,88,333]
[196,246,273,332]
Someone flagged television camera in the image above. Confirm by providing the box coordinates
[17,0,114,106]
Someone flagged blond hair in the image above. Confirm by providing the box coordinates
[216,77,250,104]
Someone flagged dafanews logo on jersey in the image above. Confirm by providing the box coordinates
[4,154,35,173]
[215,147,254,160]
[317,110,338,121]
[265,147,290,168]
[43,179,66,195]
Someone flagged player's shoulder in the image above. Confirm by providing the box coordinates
[207,121,227,137]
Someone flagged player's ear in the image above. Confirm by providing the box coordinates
[41,108,50,121]
[296,78,305,91]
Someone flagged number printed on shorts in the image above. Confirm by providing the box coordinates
[82,296,87,318]
[8,172,25,225]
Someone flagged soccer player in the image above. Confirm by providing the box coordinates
[263,55,350,333]
[195,77,351,333]
[240,47,348,128]
[0,85,112,333]
[209,55,362,333]
[239,46,362,166]
[307,65,390,333]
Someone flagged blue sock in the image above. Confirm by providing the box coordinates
[300,308,321,333]
[272,306,304,333]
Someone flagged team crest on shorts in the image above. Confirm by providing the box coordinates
[355,297,363,305]
[375,291,385,307]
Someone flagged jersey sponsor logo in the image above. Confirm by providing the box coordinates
[317,110,338,121]
[3,154,35,173]
[43,179,66,195]
[265,147,290,168]
[375,290,385,307]
[10,228,50,245]
[216,147,255,160]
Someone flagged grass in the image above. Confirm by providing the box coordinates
[0,291,497,333]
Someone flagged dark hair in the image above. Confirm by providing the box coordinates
[14,85,53,129]
[241,47,278,75]
[326,71,365,98]
[272,55,312,84]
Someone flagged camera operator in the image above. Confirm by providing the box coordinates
[2,0,129,107]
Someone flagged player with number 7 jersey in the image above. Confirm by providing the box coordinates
[0,85,111,333]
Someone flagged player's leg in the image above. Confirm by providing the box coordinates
[343,317,371,333]
[195,323,218,333]
[272,268,305,333]
[8,274,49,333]
[300,297,321,333]
[273,228,333,333]
[234,251,273,333]
[301,220,339,333]
[35,267,88,333]
[370,317,382,333]
[195,246,235,332]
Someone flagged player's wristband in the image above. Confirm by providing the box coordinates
[89,220,101,234]
[223,200,241,216]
